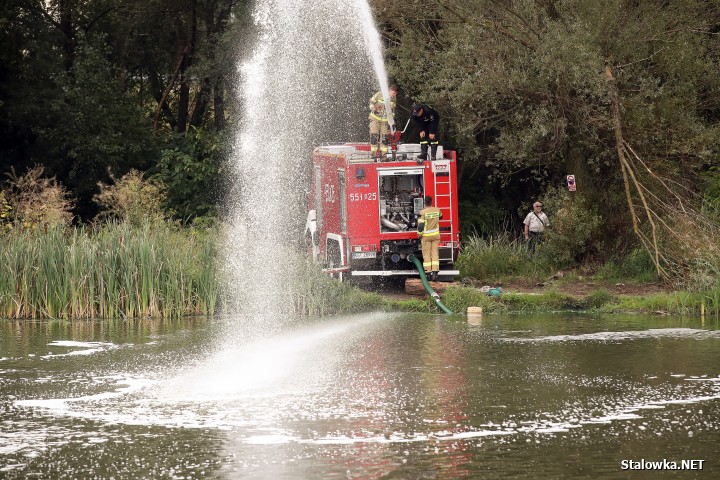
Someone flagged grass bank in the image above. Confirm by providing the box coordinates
[447,231,720,317]
[4,224,717,319]
[439,285,720,317]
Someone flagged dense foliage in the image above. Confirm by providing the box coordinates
[373,0,720,278]
[0,0,247,220]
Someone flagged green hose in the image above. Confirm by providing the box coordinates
[408,254,453,315]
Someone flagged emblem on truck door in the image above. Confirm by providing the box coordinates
[323,184,336,203]
[431,160,450,173]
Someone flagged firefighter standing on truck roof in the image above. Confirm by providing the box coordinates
[368,85,397,159]
[418,195,442,282]
[411,104,440,162]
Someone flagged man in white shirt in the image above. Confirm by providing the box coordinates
[523,201,549,254]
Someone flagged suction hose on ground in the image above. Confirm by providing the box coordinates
[408,255,453,315]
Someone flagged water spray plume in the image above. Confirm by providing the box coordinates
[354,0,396,132]
[224,0,389,337]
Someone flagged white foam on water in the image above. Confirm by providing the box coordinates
[47,340,116,348]
[532,376,720,434]
[37,340,119,359]
[243,428,521,446]
[500,327,720,343]
[7,344,720,455]
[245,434,302,445]
[15,376,156,411]
[11,314,387,424]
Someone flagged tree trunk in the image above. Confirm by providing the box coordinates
[213,84,226,131]
[206,1,235,131]
[605,64,665,278]
[151,64,181,135]
[190,81,210,127]
[176,2,197,134]
[58,0,76,73]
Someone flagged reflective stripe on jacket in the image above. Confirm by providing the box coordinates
[369,91,395,122]
[418,206,442,237]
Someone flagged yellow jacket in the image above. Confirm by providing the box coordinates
[368,91,395,122]
[418,206,442,237]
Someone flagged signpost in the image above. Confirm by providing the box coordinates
[567,175,576,192]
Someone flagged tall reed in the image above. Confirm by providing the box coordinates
[0,222,218,319]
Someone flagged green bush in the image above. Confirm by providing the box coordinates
[291,259,429,316]
[1,166,74,229]
[441,285,496,313]
[700,166,720,218]
[538,187,603,268]
[604,291,705,316]
[94,170,167,226]
[501,290,584,311]
[154,128,226,222]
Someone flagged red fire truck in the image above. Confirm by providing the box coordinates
[306,143,460,281]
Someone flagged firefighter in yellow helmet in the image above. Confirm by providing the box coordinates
[417,195,442,281]
[368,84,397,159]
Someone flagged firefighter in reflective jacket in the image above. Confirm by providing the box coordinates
[417,195,442,281]
[368,85,397,158]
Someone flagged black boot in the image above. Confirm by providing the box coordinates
[430,271,438,281]
[430,144,438,161]
[417,144,428,162]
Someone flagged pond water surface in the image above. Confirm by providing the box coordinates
[1,313,719,478]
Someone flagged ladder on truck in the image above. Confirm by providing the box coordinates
[432,160,455,262]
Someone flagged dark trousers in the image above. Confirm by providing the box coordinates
[528,231,544,254]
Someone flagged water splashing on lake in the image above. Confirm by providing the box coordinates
[222,0,394,336]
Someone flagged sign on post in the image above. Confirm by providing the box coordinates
[567,175,576,192]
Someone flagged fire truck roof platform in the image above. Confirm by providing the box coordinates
[314,143,448,164]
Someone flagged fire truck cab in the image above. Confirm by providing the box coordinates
[306,143,460,281]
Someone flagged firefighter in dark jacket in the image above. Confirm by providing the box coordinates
[417,195,442,281]
[411,104,440,162]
